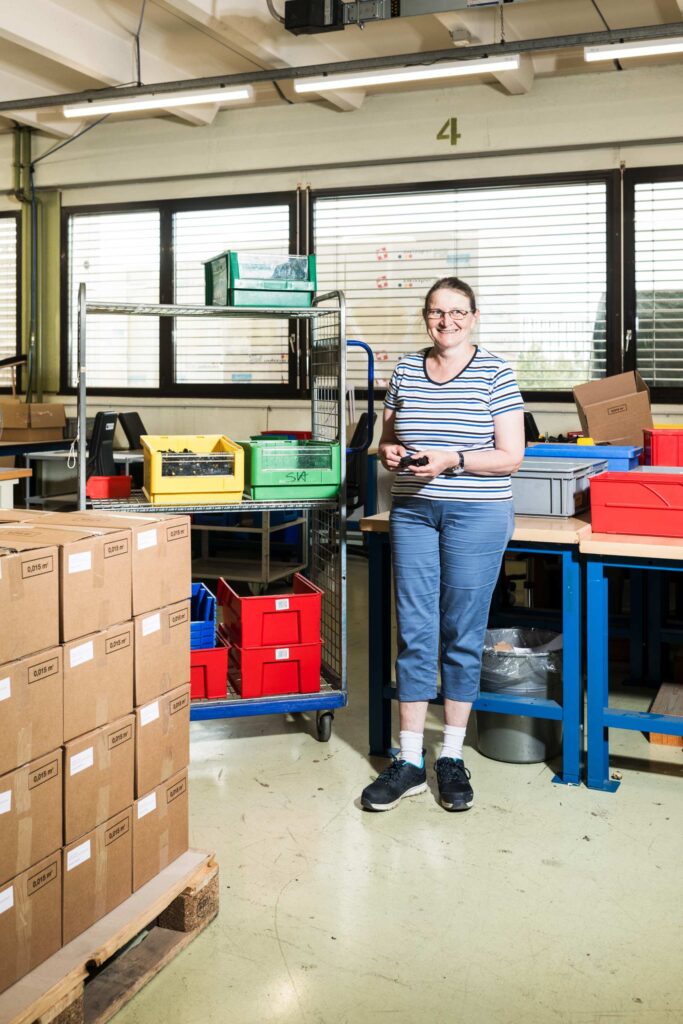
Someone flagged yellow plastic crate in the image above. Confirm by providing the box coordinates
[141,435,244,504]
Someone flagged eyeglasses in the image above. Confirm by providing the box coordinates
[426,308,473,321]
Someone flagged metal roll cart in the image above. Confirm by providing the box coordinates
[74,284,347,741]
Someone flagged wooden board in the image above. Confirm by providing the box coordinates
[360,510,591,545]
[580,530,683,560]
[648,682,683,746]
[0,850,218,1024]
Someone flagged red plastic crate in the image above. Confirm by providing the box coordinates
[644,428,683,466]
[85,475,132,498]
[190,644,229,699]
[590,471,683,537]
[217,573,322,648]
[227,639,321,698]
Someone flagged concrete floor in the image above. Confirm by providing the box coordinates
[117,556,683,1024]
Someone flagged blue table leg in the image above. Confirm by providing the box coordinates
[368,532,393,756]
[586,558,619,791]
[553,548,581,786]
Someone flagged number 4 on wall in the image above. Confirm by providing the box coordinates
[436,117,462,146]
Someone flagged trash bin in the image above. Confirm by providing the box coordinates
[476,628,563,764]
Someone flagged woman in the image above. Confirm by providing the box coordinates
[361,277,524,812]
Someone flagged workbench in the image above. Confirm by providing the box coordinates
[582,530,683,791]
[0,468,31,508]
[360,511,589,786]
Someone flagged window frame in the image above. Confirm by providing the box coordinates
[60,192,301,399]
[623,164,683,404]
[0,211,22,395]
[310,169,622,403]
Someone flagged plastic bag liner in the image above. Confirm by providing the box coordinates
[480,628,562,697]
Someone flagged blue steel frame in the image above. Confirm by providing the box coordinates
[190,689,347,721]
[586,555,683,792]
[367,532,583,786]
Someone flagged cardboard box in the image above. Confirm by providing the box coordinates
[0,401,66,442]
[63,715,134,845]
[0,751,62,887]
[134,600,190,706]
[0,537,59,664]
[0,851,62,994]
[573,371,653,448]
[133,768,189,892]
[62,806,133,944]
[0,523,132,643]
[0,646,63,777]
[135,684,190,798]
[63,622,134,742]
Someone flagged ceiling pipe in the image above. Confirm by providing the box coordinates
[0,21,681,115]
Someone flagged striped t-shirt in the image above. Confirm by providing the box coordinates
[385,346,524,502]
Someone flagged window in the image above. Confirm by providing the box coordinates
[0,215,19,390]
[314,180,609,394]
[631,178,683,389]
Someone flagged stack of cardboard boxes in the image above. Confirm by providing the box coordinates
[0,509,192,994]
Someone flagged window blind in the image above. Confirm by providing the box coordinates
[314,182,607,392]
[633,180,683,387]
[68,210,160,388]
[0,216,17,389]
[173,205,291,386]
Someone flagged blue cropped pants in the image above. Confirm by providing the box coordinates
[390,497,514,703]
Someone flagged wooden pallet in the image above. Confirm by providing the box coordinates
[0,850,218,1024]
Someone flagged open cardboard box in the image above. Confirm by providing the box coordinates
[573,371,653,448]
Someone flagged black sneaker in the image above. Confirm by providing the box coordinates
[435,757,473,811]
[361,758,427,811]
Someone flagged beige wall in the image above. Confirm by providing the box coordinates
[1,61,683,430]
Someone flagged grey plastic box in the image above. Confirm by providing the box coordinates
[511,457,608,517]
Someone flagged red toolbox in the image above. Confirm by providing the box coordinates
[590,471,683,537]
[226,636,322,698]
[217,573,322,648]
[190,644,229,699]
[85,475,132,498]
[644,428,683,466]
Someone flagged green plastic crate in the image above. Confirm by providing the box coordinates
[204,251,316,306]
[241,439,341,499]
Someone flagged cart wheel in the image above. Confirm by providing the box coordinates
[316,711,334,742]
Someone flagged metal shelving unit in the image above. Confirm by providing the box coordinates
[76,285,347,739]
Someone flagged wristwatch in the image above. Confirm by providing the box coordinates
[451,451,466,476]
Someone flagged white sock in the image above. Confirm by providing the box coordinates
[440,725,466,762]
[399,730,424,768]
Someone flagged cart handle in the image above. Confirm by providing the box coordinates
[346,339,375,454]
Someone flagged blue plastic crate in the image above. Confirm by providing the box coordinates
[191,582,217,650]
[524,443,642,472]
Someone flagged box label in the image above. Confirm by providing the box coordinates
[70,747,94,776]
[142,613,161,636]
[0,790,11,815]
[68,551,92,574]
[28,860,57,895]
[170,692,189,715]
[70,640,94,669]
[170,607,189,628]
[607,404,627,416]
[0,886,13,914]
[275,648,290,661]
[167,523,189,542]
[30,758,59,789]
[28,656,59,684]
[275,598,290,611]
[67,839,91,871]
[104,537,129,558]
[105,813,131,846]
[108,723,133,750]
[106,630,131,655]
[0,676,10,702]
[140,701,160,727]
[137,792,157,819]
[137,529,158,551]
[167,776,187,803]
[21,554,54,579]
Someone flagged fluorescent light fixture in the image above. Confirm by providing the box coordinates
[584,36,683,61]
[294,55,521,93]
[63,85,254,118]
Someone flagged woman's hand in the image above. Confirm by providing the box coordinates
[406,449,456,479]
[378,442,407,471]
